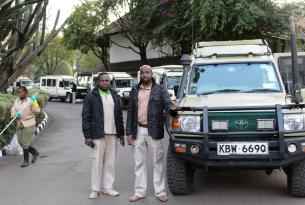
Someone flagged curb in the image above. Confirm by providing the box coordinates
[34,111,49,136]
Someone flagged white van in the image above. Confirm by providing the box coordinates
[40,75,88,103]
[89,72,136,106]
[7,76,35,93]
[137,65,183,100]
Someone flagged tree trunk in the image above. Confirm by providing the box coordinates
[139,46,148,64]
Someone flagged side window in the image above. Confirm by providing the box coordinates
[51,79,56,87]
[41,79,46,86]
[59,81,63,87]
[47,79,52,86]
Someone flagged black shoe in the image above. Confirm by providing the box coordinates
[29,146,39,163]
[20,161,29,168]
[21,149,29,168]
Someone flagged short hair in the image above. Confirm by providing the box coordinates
[18,86,28,93]
[139,65,152,71]
[97,72,109,80]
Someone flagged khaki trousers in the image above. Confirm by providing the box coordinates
[91,135,116,191]
[134,126,166,197]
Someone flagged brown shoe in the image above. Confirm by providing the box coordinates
[157,194,168,202]
[129,194,144,202]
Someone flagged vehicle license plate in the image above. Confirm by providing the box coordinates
[217,142,269,155]
[81,92,87,95]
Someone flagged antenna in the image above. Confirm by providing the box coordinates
[191,0,194,51]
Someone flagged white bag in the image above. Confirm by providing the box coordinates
[4,134,23,155]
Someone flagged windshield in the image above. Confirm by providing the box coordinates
[166,76,181,89]
[189,63,281,95]
[115,79,135,88]
[20,81,32,87]
[63,79,74,87]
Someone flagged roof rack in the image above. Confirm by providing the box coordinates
[195,39,272,58]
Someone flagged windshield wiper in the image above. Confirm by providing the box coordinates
[199,89,242,95]
[245,88,281,93]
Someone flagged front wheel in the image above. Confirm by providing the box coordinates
[287,159,305,197]
[166,144,195,195]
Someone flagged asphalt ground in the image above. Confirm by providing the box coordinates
[0,101,304,205]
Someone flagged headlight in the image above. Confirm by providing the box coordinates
[180,116,201,132]
[284,114,305,131]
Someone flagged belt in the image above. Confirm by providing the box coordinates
[138,123,148,128]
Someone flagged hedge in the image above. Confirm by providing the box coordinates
[0,89,49,148]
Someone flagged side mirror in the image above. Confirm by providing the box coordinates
[285,81,293,94]
[174,85,179,97]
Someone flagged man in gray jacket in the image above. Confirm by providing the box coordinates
[126,65,178,202]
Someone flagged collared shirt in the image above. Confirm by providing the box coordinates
[11,97,41,127]
[99,89,116,134]
[98,88,111,97]
[138,84,152,124]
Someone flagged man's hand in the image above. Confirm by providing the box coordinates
[85,138,94,148]
[171,101,180,110]
[119,136,125,146]
[127,135,134,145]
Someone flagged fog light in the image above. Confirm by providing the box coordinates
[257,119,275,130]
[212,120,228,131]
[190,144,200,155]
[287,143,297,154]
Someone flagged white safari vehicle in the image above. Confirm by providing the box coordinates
[166,39,305,197]
[274,52,305,98]
[137,65,183,100]
[90,72,135,106]
[40,75,88,103]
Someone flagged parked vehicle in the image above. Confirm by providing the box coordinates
[90,72,135,106]
[137,65,183,100]
[166,38,305,197]
[274,52,305,99]
[40,75,88,103]
[7,76,34,93]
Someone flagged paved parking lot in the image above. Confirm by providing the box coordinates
[0,101,304,205]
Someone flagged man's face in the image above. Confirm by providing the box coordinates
[140,67,153,84]
[18,89,27,99]
[98,74,110,90]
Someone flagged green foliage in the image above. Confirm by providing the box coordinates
[62,0,109,69]
[35,36,75,75]
[80,51,101,71]
[149,0,287,54]
[0,90,49,148]
[53,61,74,76]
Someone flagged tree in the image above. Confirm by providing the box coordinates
[148,0,286,54]
[80,51,101,71]
[53,61,73,76]
[0,0,67,91]
[35,37,75,75]
[103,0,158,64]
[62,0,110,71]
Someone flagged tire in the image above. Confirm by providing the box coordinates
[65,93,72,103]
[287,159,305,197]
[166,144,195,195]
[48,97,52,102]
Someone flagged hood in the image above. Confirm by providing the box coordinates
[180,93,288,108]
